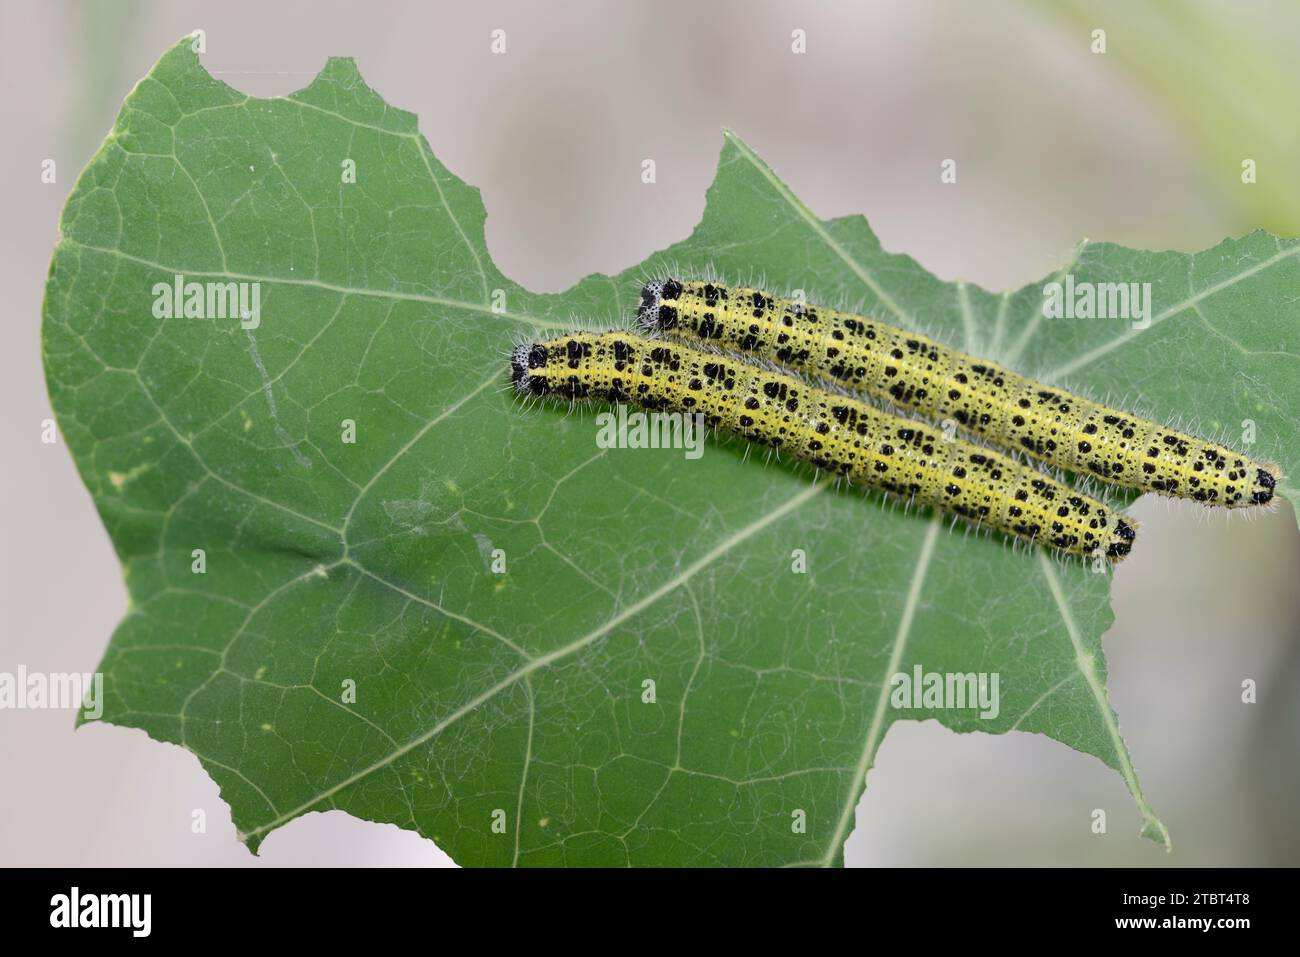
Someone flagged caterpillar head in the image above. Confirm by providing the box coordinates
[509,342,548,395]
[509,336,602,401]
[637,278,683,332]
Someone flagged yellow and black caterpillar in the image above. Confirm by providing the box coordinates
[511,332,1137,561]
[639,279,1279,508]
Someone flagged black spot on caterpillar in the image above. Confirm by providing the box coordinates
[638,279,1281,508]
[511,331,1137,561]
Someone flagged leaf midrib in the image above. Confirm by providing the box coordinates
[57,239,568,330]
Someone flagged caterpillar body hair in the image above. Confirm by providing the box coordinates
[511,331,1137,561]
[638,278,1280,509]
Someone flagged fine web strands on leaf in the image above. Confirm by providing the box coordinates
[510,331,1138,561]
[639,278,1282,510]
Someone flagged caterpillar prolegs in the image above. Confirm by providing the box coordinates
[510,332,1137,561]
[639,279,1280,508]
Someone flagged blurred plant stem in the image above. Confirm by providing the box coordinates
[69,0,139,160]
[1035,0,1300,236]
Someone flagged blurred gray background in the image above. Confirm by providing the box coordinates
[2,0,1297,867]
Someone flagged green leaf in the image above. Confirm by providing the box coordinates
[43,38,1299,866]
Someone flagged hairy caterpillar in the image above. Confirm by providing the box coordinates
[639,279,1280,508]
[510,332,1137,561]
